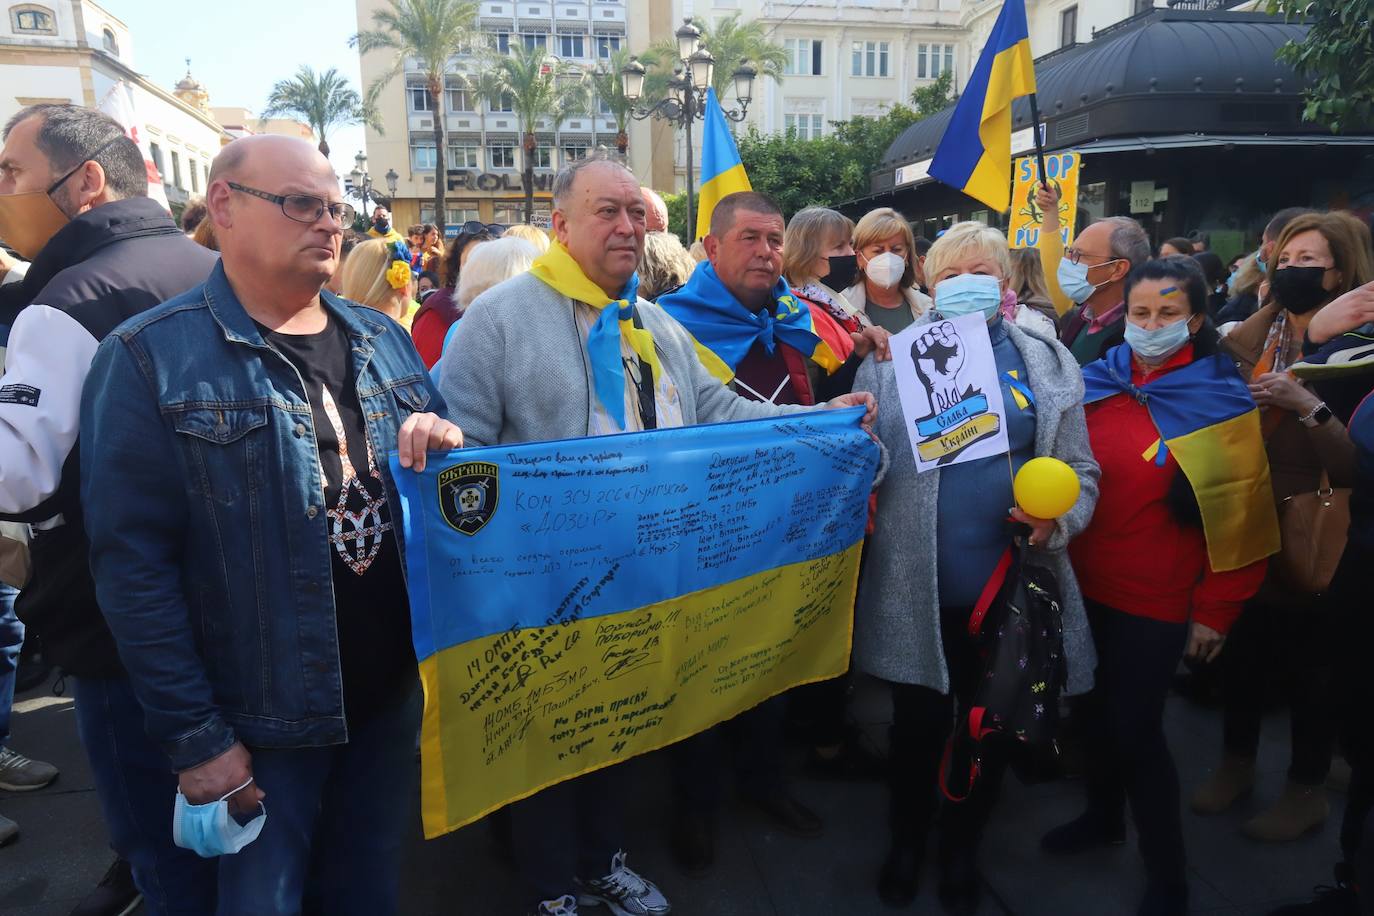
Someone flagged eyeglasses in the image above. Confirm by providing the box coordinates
[1066,248,1115,266]
[457,221,505,237]
[227,182,355,226]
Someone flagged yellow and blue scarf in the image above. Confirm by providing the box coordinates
[529,240,661,431]
[657,262,842,383]
[1083,344,1280,571]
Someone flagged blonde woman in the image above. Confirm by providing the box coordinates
[339,239,420,330]
[782,207,868,333]
[845,208,933,334]
[504,223,551,254]
[639,231,697,300]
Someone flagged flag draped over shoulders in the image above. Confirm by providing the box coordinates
[1082,344,1280,571]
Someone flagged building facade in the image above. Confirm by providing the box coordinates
[0,1,232,210]
[354,0,663,233]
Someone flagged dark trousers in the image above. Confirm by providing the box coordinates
[885,604,1007,862]
[214,681,422,916]
[0,583,20,747]
[1330,540,1374,908]
[670,694,785,809]
[72,676,218,916]
[1222,590,1335,785]
[510,765,622,902]
[1078,601,1189,888]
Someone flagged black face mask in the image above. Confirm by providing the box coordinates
[1271,265,1332,315]
[823,254,859,291]
[374,219,390,233]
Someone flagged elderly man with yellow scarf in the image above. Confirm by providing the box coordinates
[436,158,874,916]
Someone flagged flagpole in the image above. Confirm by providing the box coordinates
[1027,92,1049,192]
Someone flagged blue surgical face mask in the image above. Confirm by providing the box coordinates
[1226,270,1238,296]
[1057,258,1107,305]
[934,273,1002,320]
[1124,315,1193,362]
[172,777,266,858]
[1255,248,1268,275]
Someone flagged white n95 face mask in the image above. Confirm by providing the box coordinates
[863,252,906,290]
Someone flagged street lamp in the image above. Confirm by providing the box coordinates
[621,18,755,240]
[344,150,394,214]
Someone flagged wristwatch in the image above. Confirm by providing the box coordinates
[1299,401,1333,428]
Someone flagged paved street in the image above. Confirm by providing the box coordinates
[1,673,1341,916]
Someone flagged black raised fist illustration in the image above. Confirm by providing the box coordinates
[911,322,965,415]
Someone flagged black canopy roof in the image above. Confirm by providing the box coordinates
[875,8,1332,196]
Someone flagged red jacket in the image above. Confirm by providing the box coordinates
[1070,346,1266,634]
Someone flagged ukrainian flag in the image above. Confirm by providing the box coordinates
[928,0,1037,212]
[1083,346,1281,571]
[696,87,752,242]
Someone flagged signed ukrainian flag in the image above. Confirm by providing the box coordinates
[389,409,878,838]
[928,0,1037,212]
[1083,346,1281,571]
[696,87,752,242]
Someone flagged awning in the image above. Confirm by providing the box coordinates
[1068,133,1374,153]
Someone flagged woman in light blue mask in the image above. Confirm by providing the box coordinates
[852,221,1099,913]
[1047,255,1276,916]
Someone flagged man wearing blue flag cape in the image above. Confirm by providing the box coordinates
[436,157,875,916]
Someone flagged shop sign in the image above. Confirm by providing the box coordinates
[446,171,554,193]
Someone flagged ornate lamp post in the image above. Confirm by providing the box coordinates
[346,151,398,214]
[621,19,755,239]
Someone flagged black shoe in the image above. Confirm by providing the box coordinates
[1267,883,1360,915]
[877,841,922,908]
[14,640,52,694]
[936,848,981,916]
[671,809,715,877]
[751,788,824,838]
[1137,881,1188,916]
[69,858,142,916]
[1040,811,1127,855]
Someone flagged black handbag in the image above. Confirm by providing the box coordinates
[940,544,1068,802]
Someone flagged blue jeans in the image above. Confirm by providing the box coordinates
[73,676,218,915]
[216,680,422,916]
[0,583,20,748]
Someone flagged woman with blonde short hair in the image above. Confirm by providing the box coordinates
[638,231,698,300]
[847,208,933,334]
[339,239,420,329]
[429,236,540,373]
[504,223,551,254]
[926,224,1056,336]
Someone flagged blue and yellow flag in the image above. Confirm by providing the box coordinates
[657,261,843,383]
[696,87,752,242]
[1082,346,1280,571]
[389,409,879,838]
[928,0,1037,212]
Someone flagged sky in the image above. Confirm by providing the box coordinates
[106,0,370,183]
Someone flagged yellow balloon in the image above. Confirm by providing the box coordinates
[1013,457,1081,520]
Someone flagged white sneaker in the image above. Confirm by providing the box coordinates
[575,850,671,916]
[0,746,58,791]
[0,811,16,846]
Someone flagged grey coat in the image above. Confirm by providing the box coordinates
[853,319,1100,696]
[436,272,807,446]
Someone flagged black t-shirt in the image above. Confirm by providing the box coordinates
[259,315,414,725]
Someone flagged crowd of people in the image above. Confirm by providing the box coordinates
[0,102,1372,916]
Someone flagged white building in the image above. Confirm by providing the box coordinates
[0,1,232,210]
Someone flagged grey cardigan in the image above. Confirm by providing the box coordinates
[853,319,1100,696]
[436,271,805,446]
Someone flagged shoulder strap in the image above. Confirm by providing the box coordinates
[968,547,1014,637]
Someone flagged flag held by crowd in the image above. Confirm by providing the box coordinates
[695,87,753,242]
[390,410,879,838]
[928,0,1038,212]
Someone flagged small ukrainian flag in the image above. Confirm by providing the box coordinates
[696,88,752,242]
[928,0,1037,212]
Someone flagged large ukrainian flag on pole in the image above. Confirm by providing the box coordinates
[928,0,1037,212]
[696,87,752,242]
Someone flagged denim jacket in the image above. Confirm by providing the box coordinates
[80,261,443,772]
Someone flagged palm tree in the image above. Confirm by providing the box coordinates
[643,13,787,102]
[588,48,636,156]
[485,42,588,223]
[261,66,377,158]
[352,0,480,236]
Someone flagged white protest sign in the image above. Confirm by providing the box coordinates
[891,314,1010,473]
